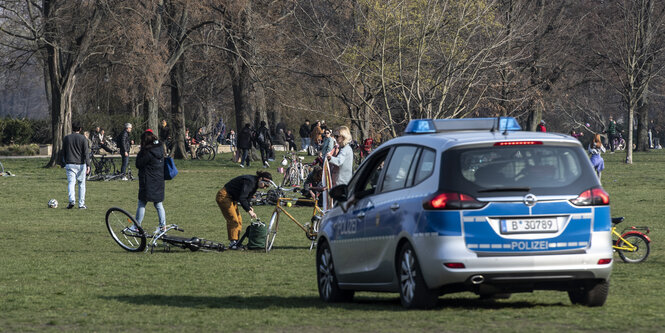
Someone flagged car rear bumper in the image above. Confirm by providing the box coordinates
[413,232,613,292]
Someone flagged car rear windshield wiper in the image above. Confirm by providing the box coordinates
[478,187,531,193]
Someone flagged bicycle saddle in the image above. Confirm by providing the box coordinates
[612,217,624,224]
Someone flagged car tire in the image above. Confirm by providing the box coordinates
[568,280,609,307]
[397,243,438,309]
[316,241,354,303]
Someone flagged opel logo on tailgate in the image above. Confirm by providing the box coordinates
[523,193,537,207]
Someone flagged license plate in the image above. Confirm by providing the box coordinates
[500,218,558,234]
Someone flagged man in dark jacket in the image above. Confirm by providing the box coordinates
[237,123,253,168]
[299,120,311,152]
[216,171,272,249]
[62,122,91,209]
[256,120,272,168]
[119,123,133,178]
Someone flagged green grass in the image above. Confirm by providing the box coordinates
[1,151,665,332]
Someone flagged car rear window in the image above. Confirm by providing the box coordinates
[441,144,599,196]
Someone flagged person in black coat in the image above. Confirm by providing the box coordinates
[130,129,166,233]
[119,123,133,177]
[237,123,253,168]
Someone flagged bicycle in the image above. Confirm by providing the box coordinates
[105,207,225,253]
[280,152,309,187]
[88,148,116,180]
[264,180,324,252]
[194,134,217,161]
[612,216,651,263]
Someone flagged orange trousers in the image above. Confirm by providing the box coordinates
[216,188,242,241]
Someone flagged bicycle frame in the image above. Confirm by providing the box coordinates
[145,224,225,253]
[612,225,651,252]
[272,197,323,239]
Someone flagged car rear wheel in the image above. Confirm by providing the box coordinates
[398,243,438,309]
[568,280,609,307]
[317,241,354,302]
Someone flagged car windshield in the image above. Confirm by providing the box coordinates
[441,144,599,196]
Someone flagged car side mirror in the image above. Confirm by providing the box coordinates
[329,184,348,202]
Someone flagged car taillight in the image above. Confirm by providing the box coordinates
[493,141,543,146]
[570,187,610,206]
[424,192,486,210]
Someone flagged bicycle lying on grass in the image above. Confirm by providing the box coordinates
[612,216,651,263]
[105,207,225,253]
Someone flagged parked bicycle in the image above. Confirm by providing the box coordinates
[281,152,309,187]
[88,148,116,180]
[612,216,651,263]
[194,134,217,161]
[264,180,323,252]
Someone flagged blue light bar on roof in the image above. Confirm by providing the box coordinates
[404,117,521,134]
[404,119,436,134]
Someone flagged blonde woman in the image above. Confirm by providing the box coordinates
[327,126,354,186]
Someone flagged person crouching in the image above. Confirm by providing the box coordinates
[216,171,272,250]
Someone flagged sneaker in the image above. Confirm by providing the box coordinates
[228,240,244,251]
[239,164,245,168]
[66,203,75,209]
[264,161,270,167]
[121,176,129,181]
[154,226,166,234]
[79,205,87,209]
[126,225,139,233]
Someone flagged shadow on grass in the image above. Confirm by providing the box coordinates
[102,294,566,310]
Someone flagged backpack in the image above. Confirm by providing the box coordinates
[238,221,267,250]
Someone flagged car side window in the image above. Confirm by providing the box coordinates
[414,148,435,185]
[380,146,419,193]
[352,150,389,199]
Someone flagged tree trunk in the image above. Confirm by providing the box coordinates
[636,102,649,151]
[171,59,188,159]
[147,86,161,132]
[626,106,634,164]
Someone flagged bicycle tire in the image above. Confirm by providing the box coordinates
[265,211,279,252]
[105,207,146,252]
[617,233,650,263]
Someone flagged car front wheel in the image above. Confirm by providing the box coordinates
[317,241,354,302]
[398,243,438,309]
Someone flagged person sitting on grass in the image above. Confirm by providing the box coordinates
[215,171,273,250]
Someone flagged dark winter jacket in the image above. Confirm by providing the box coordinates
[136,142,165,203]
[119,130,131,154]
[299,123,311,138]
[255,125,272,148]
[223,175,259,212]
[237,126,253,149]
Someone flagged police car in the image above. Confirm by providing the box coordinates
[316,117,613,309]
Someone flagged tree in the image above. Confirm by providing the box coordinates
[589,0,665,163]
[0,0,105,167]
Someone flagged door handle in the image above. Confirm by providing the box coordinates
[356,212,366,219]
[390,203,400,211]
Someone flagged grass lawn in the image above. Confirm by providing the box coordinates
[1,151,664,332]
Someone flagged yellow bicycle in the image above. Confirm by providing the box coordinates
[612,217,651,263]
[265,196,324,252]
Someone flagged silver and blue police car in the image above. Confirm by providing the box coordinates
[316,117,613,309]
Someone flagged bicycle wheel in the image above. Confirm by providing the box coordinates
[617,233,650,263]
[265,211,279,252]
[196,146,214,160]
[105,207,146,252]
